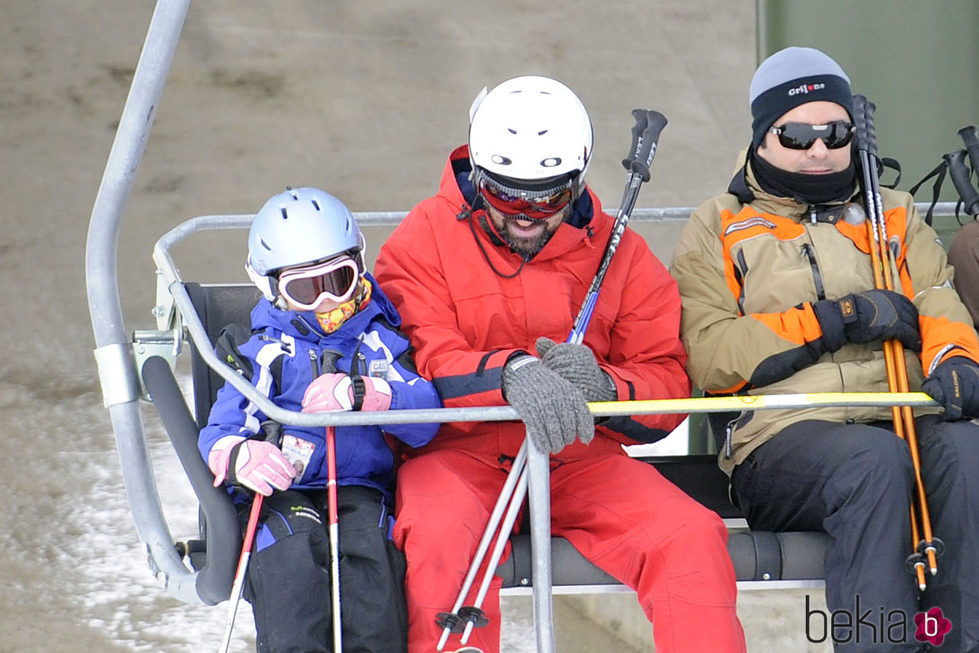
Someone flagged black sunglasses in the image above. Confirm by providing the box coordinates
[769,121,855,150]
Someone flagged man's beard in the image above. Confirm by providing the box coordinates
[498,214,558,259]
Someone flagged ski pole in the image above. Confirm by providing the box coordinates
[853,94,925,585]
[946,150,979,218]
[437,109,668,651]
[218,419,282,653]
[868,98,942,583]
[435,443,528,650]
[325,425,343,653]
[959,125,979,174]
[570,109,669,343]
[218,493,263,653]
[458,464,529,646]
[947,125,979,217]
[854,95,941,589]
[312,350,345,652]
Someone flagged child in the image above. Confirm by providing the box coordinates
[199,187,441,652]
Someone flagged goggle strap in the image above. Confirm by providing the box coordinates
[479,170,574,202]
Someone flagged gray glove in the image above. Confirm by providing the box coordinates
[501,354,594,454]
[535,337,618,402]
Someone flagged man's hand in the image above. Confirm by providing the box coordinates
[922,356,979,421]
[535,337,617,402]
[501,355,594,454]
[813,289,921,352]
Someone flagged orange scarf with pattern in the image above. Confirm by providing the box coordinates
[314,278,372,334]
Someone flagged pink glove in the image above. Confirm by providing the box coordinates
[207,435,296,496]
[358,375,393,411]
[302,373,392,412]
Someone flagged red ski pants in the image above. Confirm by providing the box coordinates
[393,448,746,652]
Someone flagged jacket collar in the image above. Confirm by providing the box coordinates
[727,147,860,221]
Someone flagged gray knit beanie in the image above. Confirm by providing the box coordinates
[750,46,854,148]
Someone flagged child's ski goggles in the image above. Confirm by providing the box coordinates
[477,172,573,220]
[769,120,854,150]
[277,257,359,310]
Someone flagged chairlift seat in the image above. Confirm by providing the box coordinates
[173,282,830,594]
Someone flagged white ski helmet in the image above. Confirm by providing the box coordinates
[246,187,365,302]
[468,75,593,195]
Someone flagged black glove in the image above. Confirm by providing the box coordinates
[535,337,618,403]
[922,356,979,421]
[812,289,921,353]
[501,354,594,454]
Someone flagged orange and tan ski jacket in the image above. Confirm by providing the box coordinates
[671,152,979,475]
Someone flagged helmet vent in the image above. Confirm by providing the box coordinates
[541,158,562,167]
[538,130,548,135]
[259,238,272,251]
[491,155,512,165]
[280,208,288,220]
[311,199,321,211]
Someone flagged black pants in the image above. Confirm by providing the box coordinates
[731,416,979,652]
[241,486,408,653]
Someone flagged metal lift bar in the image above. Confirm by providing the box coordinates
[84,0,196,602]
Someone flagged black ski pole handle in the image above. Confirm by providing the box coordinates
[571,109,667,342]
[259,419,283,446]
[321,350,342,375]
[852,94,879,160]
[621,109,669,182]
[945,149,979,217]
[958,125,979,173]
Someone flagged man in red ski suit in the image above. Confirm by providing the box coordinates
[374,76,745,653]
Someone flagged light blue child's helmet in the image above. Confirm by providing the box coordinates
[246,187,365,302]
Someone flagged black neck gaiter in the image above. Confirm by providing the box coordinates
[751,147,856,205]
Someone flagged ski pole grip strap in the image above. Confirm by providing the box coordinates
[959,125,979,170]
[945,149,979,216]
[852,94,878,159]
[621,109,668,182]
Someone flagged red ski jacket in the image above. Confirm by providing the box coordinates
[375,145,690,460]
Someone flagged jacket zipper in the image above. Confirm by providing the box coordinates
[801,242,825,301]
[724,416,737,459]
[734,249,748,315]
[309,348,321,378]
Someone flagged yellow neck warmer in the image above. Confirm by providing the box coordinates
[315,278,372,334]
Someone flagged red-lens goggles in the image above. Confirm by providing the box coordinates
[277,257,359,310]
[477,174,573,219]
[769,120,854,150]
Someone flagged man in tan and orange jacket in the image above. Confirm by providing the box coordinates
[672,46,979,652]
